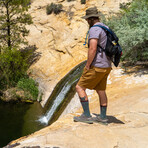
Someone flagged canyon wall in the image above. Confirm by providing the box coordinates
[27,0,129,106]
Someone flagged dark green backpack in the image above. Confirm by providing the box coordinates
[84,25,122,67]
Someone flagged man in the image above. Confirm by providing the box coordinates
[74,7,112,124]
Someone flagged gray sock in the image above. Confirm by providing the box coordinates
[100,105,107,119]
[80,97,91,117]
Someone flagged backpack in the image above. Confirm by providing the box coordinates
[84,25,122,67]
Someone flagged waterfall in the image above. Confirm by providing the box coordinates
[38,61,86,125]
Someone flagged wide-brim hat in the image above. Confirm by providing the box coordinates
[82,7,99,19]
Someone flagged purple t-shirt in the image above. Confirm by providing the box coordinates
[88,22,111,68]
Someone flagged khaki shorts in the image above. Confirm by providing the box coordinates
[77,66,111,90]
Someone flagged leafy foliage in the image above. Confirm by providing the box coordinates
[119,2,131,12]
[0,48,28,88]
[103,0,148,63]
[17,78,39,101]
[0,45,40,89]
[0,0,33,50]
[46,3,63,15]
[0,1,40,102]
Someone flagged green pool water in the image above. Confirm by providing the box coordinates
[0,61,86,147]
[0,101,45,147]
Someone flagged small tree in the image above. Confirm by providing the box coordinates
[0,0,33,51]
[0,0,34,89]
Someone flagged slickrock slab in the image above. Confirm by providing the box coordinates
[9,67,148,148]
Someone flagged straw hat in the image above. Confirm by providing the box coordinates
[82,7,99,19]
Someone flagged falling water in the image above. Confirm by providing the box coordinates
[38,61,86,125]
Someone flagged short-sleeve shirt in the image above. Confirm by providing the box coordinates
[88,22,111,68]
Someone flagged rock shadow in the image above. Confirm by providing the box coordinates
[92,113,125,124]
[121,63,148,77]
[20,45,41,68]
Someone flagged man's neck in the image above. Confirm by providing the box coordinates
[89,20,100,28]
[93,20,100,25]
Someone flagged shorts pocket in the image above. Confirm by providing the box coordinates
[83,67,96,78]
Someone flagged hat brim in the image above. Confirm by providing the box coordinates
[81,14,99,19]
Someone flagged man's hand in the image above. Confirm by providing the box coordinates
[85,64,90,70]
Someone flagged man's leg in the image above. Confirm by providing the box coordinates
[96,90,108,122]
[75,84,91,117]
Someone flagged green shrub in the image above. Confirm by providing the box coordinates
[54,4,63,14]
[0,48,28,88]
[119,2,131,11]
[81,0,86,4]
[103,0,148,63]
[46,3,54,15]
[46,3,63,15]
[17,78,39,101]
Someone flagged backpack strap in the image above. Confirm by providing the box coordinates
[93,25,119,42]
[91,25,109,52]
[83,25,109,47]
[93,25,116,38]
[83,24,117,51]
[83,31,89,46]
[97,44,105,52]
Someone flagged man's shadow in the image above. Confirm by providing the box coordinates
[92,113,125,124]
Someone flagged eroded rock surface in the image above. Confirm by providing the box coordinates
[27,0,130,106]
[9,67,148,148]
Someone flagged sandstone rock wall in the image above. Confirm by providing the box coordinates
[27,0,129,106]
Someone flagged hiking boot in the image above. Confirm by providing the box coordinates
[96,115,108,123]
[73,113,93,124]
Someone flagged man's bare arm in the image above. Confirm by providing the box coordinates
[85,38,98,70]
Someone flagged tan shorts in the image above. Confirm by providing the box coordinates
[77,66,111,90]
